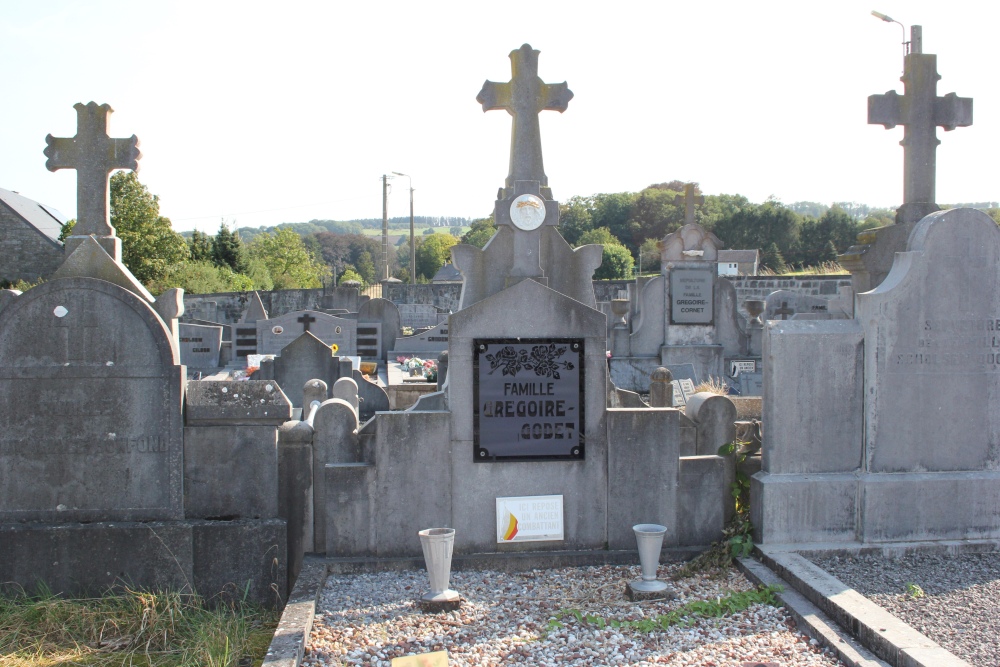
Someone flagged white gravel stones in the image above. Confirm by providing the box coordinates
[811,551,1000,667]
[304,564,844,666]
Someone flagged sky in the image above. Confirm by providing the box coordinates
[0,1,996,234]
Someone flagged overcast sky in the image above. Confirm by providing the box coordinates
[0,1,995,234]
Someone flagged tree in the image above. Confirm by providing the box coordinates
[713,200,801,261]
[355,251,376,285]
[761,242,788,274]
[576,226,620,247]
[558,197,594,246]
[248,227,329,289]
[58,218,76,243]
[415,234,458,280]
[338,267,364,284]
[594,243,634,280]
[212,222,248,273]
[459,216,497,248]
[149,260,255,295]
[110,171,188,285]
[637,237,661,274]
[188,230,213,262]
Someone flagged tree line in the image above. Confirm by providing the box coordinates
[60,174,1000,296]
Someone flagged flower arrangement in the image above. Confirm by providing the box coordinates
[396,355,437,381]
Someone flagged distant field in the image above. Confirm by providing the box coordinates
[360,226,469,237]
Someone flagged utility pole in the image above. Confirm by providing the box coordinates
[381,174,390,280]
[392,172,415,283]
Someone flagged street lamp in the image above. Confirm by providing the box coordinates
[392,171,415,284]
[872,10,909,56]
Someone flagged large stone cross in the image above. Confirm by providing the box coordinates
[868,26,972,224]
[674,183,704,226]
[477,44,573,200]
[44,102,141,242]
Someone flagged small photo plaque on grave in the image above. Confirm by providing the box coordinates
[496,495,564,543]
[473,338,584,461]
[670,269,714,325]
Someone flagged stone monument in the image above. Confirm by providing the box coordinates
[44,102,141,261]
[453,44,602,309]
[754,208,1000,544]
[840,26,973,292]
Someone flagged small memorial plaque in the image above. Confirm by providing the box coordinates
[670,269,714,324]
[474,338,584,461]
[496,495,564,543]
[729,359,757,377]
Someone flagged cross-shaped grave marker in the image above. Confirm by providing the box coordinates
[44,102,141,259]
[297,313,317,333]
[477,43,573,200]
[674,183,704,226]
[868,26,972,224]
[774,302,795,320]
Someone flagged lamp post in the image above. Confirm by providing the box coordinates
[392,171,415,284]
[872,10,910,56]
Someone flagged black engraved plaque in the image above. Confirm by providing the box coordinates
[473,338,585,462]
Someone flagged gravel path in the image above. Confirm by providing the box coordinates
[304,563,845,666]
[809,551,1000,667]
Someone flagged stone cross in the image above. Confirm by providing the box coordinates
[674,184,704,226]
[297,313,316,332]
[868,26,972,224]
[774,302,795,320]
[477,44,573,200]
[44,102,141,240]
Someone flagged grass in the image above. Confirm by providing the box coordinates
[0,586,279,667]
[758,261,849,277]
[544,585,782,636]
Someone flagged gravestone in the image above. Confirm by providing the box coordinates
[257,309,357,357]
[178,322,222,370]
[754,208,1000,544]
[0,278,184,522]
[392,321,449,356]
[762,290,848,322]
[674,183,703,226]
[611,223,749,391]
[255,332,349,408]
[358,298,401,361]
[841,26,974,293]
[233,291,268,361]
[398,304,447,329]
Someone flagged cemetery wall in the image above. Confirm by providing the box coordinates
[0,206,64,284]
[183,277,851,326]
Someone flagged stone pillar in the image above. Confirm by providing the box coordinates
[311,398,360,552]
[610,298,630,358]
[278,419,314,584]
[332,377,359,414]
[649,367,673,408]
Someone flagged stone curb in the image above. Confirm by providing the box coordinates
[262,556,328,667]
[736,556,889,667]
[752,546,973,667]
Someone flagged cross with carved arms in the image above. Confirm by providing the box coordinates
[674,184,704,226]
[477,44,573,201]
[868,27,972,224]
[44,102,141,239]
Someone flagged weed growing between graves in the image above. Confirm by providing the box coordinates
[673,441,754,578]
[543,585,781,637]
[0,585,278,666]
[905,582,926,599]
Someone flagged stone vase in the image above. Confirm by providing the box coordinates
[631,523,670,593]
[418,527,460,608]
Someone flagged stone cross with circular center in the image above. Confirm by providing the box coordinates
[477,44,573,201]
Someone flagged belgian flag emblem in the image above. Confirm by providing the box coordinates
[502,510,519,541]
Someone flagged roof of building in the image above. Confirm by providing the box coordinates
[718,249,759,263]
[0,188,67,244]
[431,263,463,282]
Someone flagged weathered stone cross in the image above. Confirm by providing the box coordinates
[674,183,704,226]
[477,44,573,200]
[44,102,141,256]
[297,313,316,332]
[774,302,795,320]
[868,26,972,224]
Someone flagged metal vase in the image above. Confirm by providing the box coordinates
[418,527,460,602]
[631,523,669,592]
